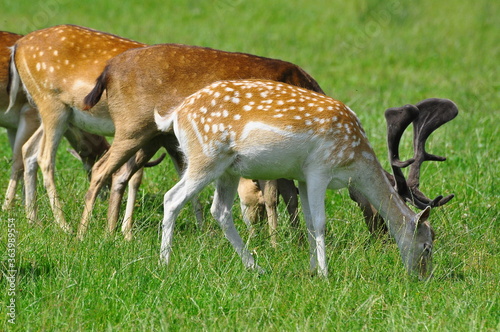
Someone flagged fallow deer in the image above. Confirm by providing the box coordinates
[7,24,146,234]
[1,31,110,223]
[154,79,439,279]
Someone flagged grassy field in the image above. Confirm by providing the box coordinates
[1,0,499,330]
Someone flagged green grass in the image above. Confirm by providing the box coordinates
[1,0,499,330]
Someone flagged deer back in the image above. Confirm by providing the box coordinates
[158,79,375,182]
[12,24,145,112]
[85,43,324,125]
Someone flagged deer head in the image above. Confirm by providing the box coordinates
[155,79,436,279]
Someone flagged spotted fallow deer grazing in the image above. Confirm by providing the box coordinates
[7,25,146,236]
[0,30,111,218]
[154,79,440,279]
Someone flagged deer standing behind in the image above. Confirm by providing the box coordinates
[7,25,148,237]
[0,30,110,218]
[155,79,436,279]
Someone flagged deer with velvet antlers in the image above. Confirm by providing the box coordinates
[154,79,451,279]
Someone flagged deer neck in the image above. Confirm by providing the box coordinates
[355,162,416,243]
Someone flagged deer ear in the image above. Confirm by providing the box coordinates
[416,206,431,225]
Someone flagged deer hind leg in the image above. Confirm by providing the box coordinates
[107,141,161,238]
[36,106,74,233]
[212,173,261,272]
[3,128,20,211]
[22,126,43,225]
[3,105,40,211]
[160,164,221,266]
[259,180,279,247]
[78,138,143,239]
[164,135,204,228]
[122,169,143,241]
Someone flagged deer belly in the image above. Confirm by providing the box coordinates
[232,144,306,181]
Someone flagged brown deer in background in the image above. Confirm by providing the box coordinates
[237,178,299,247]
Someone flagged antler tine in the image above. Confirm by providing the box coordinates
[384,104,428,207]
[407,98,459,207]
